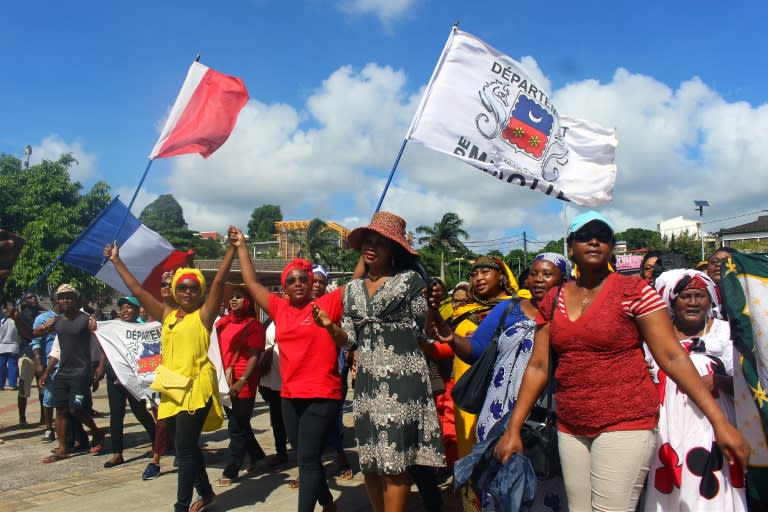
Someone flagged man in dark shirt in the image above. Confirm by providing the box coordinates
[35,284,105,462]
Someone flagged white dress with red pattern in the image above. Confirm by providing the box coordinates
[644,319,747,511]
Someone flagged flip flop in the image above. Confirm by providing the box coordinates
[215,477,233,487]
[337,467,354,480]
[89,431,105,455]
[42,452,71,463]
[288,478,300,489]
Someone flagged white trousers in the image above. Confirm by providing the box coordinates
[558,429,655,512]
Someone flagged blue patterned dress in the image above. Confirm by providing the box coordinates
[473,300,536,444]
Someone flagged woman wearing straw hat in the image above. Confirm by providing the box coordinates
[335,211,445,512]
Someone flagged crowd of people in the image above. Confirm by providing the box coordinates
[0,209,763,512]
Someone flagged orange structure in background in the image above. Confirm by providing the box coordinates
[274,220,351,259]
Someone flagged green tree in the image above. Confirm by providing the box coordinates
[139,194,186,232]
[504,248,535,279]
[305,218,341,267]
[415,212,470,279]
[0,153,113,300]
[161,228,224,259]
[662,232,700,266]
[615,228,662,251]
[541,238,566,255]
[247,204,282,242]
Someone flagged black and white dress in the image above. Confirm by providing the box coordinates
[341,269,445,475]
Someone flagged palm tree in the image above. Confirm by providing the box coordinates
[305,218,341,268]
[415,212,470,280]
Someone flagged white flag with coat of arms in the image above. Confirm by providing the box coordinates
[406,28,617,206]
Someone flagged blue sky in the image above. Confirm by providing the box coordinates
[3,1,766,255]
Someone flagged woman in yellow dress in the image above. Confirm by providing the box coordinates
[104,230,236,512]
[449,256,517,510]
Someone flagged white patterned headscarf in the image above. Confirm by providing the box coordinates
[534,252,572,281]
[654,269,721,319]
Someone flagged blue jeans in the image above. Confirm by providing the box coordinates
[0,353,20,388]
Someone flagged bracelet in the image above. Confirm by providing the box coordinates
[238,376,247,383]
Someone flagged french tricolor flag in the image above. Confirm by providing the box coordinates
[150,61,249,159]
[61,198,192,299]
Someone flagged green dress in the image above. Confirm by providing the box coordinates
[341,270,445,475]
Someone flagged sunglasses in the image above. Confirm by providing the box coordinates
[160,282,172,288]
[285,274,309,285]
[571,229,613,244]
[176,284,201,293]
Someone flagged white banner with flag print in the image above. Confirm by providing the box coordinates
[407,28,617,206]
[95,320,231,408]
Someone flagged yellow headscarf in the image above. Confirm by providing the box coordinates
[171,267,207,302]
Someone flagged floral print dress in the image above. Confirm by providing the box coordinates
[342,270,445,475]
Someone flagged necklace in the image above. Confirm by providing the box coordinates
[575,278,602,311]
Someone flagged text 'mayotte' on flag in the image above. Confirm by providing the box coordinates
[60,198,191,300]
[150,61,249,160]
[406,28,617,207]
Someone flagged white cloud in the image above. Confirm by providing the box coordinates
[30,135,97,183]
[336,0,417,25]
[153,59,768,253]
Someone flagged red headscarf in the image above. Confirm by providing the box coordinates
[215,286,257,333]
[280,258,314,289]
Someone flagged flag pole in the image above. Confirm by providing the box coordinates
[100,159,154,265]
[374,139,409,213]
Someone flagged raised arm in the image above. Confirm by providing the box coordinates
[231,227,271,313]
[639,309,750,469]
[199,239,236,330]
[104,242,166,322]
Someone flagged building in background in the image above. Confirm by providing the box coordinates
[718,215,768,252]
[657,216,700,238]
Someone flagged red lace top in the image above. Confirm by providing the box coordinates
[537,273,666,437]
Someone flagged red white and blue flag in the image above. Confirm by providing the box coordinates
[149,61,249,160]
[61,198,192,300]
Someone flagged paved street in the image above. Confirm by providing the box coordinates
[0,386,459,511]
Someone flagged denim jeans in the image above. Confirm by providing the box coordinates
[0,352,20,388]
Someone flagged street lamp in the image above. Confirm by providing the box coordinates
[694,200,710,261]
[23,145,32,168]
[454,257,465,281]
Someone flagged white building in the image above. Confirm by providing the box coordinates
[658,216,700,238]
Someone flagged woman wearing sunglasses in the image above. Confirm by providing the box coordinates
[493,211,749,512]
[104,233,237,512]
[229,227,363,512]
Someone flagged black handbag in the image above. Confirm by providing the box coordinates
[451,299,518,414]
[521,286,562,479]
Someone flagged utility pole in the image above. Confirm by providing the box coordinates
[522,231,528,265]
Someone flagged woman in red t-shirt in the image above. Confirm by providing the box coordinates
[230,227,362,512]
[494,211,750,512]
[214,283,266,486]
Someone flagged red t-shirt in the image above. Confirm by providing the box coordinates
[215,317,266,399]
[537,273,666,437]
[268,288,343,400]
